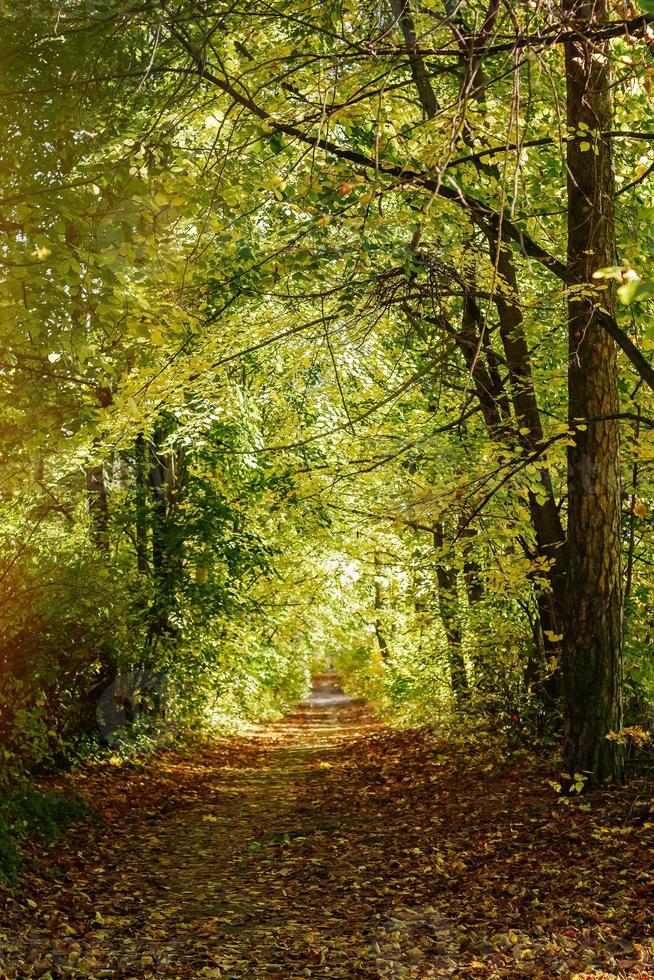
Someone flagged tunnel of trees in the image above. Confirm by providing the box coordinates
[3,0,654,809]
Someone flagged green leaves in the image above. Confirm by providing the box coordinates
[593,267,654,305]
[2,0,654,820]
[618,278,654,305]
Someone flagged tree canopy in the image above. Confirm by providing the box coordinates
[2,0,654,795]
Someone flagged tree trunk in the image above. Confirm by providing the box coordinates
[373,551,389,658]
[625,407,641,599]
[490,239,567,667]
[149,438,168,577]
[396,0,559,699]
[458,512,484,606]
[457,292,508,433]
[134,435,149,574]
[146,432,171,648]
[390,0,439,120]
[433,522,468,699]
[86,464,109,555]
[562,0,624,785]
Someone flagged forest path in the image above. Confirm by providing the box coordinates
[3,675,654,978]
[139,673,385,975]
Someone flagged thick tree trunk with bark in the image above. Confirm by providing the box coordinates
[562,0,624,785]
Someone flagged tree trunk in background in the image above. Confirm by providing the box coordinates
[134,435,149,574]
[563,0,624,785]
[456,293,508,433]
[65,220,113,561]
[458,513,484,607]
[373,550,389,658]
[490,237,567,685]
[86,464,109,555]
[147,432,171,648]
[149,434,168,577]
[390,0,438,120]
[433,523,468,699]
[443,1,566,696]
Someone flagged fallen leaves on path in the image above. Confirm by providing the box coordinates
[2,676,654,978]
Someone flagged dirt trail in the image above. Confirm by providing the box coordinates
[2,675,401,979]
[143,673,383,969]
[4,674,654,978]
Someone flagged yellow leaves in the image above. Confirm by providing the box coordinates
[149,325,167,346]
[110,390,141,420]
[607,725,651,747]
[262,173,286,201]
[31,245,51,260]
[126,318,151,342]
[490,929,524,948]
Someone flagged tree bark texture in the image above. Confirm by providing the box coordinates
[562,0,624,785]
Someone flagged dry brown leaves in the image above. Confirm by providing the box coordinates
[1,679,654,978]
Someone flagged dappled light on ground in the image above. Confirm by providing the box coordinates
[2,675,654,977]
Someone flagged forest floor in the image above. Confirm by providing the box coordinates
[2,675,654,978]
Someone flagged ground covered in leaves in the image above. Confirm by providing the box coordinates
[2,675,654,978]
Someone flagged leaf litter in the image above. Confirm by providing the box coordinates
[1,674,654,978]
